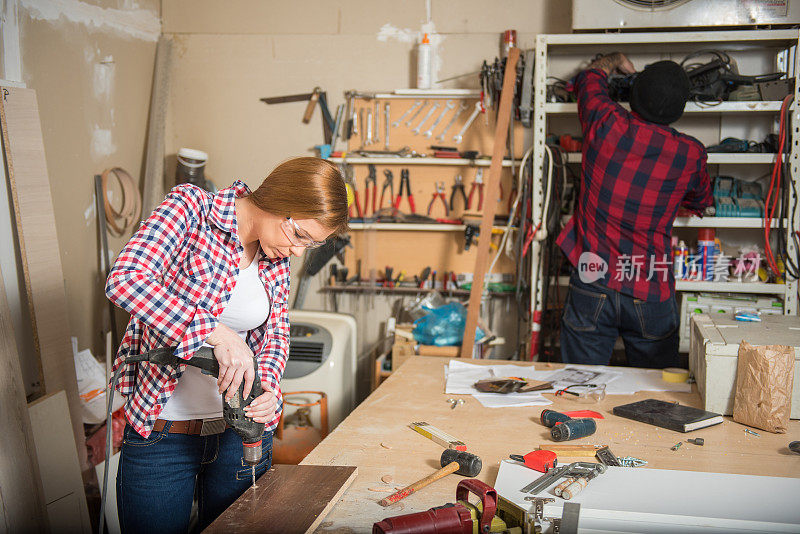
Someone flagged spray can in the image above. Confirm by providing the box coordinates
[416,33,432,89]
[673,240,689,280]
[502,29,517,58]
[176,147,208,189]
[540,409,572,428]
[550,418,597,442]
[697,228,716,281]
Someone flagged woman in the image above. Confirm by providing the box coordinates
[105,157,348,533]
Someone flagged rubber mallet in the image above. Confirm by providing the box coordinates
[377,449,482,507]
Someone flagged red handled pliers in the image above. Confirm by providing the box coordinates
[427,181,449,218]
[393,168,416,214]
[364,164,377,216]
[379,169,394,210]
[467,169,484,210]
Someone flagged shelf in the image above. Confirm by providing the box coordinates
[563,153,780,165]
[541,29,799,46]
[672,217,785,228]
[321,285,513,297]
[329,156,521,167]
[556,276,786,295]
[545,101,785,114]
[349,222,464,231]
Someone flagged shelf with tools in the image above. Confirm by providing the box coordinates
[530,29,800,360]
[336,91,526,284]
[320,285,514,297]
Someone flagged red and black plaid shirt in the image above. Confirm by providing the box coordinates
[557,69,713,302]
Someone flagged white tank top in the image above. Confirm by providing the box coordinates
[160,256,270,420]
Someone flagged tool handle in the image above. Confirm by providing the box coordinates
[377,461,460,507]
[561,476,590,500]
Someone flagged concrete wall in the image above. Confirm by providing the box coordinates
[162,0,572,398]
[6,0,160,392]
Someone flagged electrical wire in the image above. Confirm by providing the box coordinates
[764,95,793,278]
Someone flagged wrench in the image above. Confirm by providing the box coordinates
[436,102,468,142]
[352,108,359,135]
[365,109,374,146]
[411,102,440,135]
[393,100,422,128]
[384,102,391,150]
[424,100,455,138]
[453,101,482,144]
[405,101,429,127]
[373,100,380,146]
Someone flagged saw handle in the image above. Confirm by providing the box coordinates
[377,461,461,507]
[455,479,497,533]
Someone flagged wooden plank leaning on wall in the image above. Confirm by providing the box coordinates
[0,262,48,532]
[0,86,88,468]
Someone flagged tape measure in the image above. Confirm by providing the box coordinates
[662,367,690,383]
[345,183,354,208]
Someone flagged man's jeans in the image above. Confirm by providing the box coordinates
[560,270,679,368]
[117,422,273,533]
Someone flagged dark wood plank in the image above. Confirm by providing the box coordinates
[204,464,357,534]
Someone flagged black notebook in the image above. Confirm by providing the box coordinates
[612,399,723,433]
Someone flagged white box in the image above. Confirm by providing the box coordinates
[689,313,799,419]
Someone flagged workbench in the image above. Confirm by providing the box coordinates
[301,356,800,532]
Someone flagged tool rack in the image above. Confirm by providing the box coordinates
[531,29,800,356]
[327,89,527,296]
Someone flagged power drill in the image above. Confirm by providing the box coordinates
[139,346,265,466]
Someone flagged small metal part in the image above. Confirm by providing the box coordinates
[524,497,555,521]
[392,99,422,128]
[560,502,581,534]
[688,437,705,446]
[450,398,464,409]
[617,456,647,468]
[595,446,621,466]
[671,442,682,451]
[744,428,761,437]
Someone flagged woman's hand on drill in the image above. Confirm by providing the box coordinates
[206,323,255,401]
[244,384,277,423]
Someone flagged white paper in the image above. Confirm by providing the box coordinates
[472,392,551,408]
[445,359,554,395]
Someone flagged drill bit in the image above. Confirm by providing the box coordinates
[251,466,256,488]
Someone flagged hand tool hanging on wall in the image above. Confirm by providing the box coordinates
[424,100,455,138]
[379,169,394,210]
[453,101,483,144]
[519,50,535,127]
[394,169,416,214]
[405,101,429,127]
[373,100,381,146]
[364,164,377,216]
[467,169,485,210]
[449,174,468,213]
[411,101,441,135]
[365,108,374,146]
[383,102,391,150]
[436,101,468,142]
[392,100,423,128]
[260,86,334,144]
[343,91,355,140]
[427,182,449,218]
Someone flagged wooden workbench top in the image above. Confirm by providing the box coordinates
[301,356,800,532]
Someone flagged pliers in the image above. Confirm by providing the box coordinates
[449,174,468,213]
[467,169,484,211]
[379,169,394,210]
[393,168,416,214]
[345,165,362,218]
[427,181,449,218]
[364,164,377,216]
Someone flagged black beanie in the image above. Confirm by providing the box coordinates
[630,60,690,125]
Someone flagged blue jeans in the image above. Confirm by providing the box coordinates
[117,422,273,534]
[560,271,679,368]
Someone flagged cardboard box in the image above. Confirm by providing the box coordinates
[689,313,799,418]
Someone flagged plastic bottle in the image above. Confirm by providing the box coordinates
[416,33,432,89]
[697,228,716,281]
[673,240,689,280]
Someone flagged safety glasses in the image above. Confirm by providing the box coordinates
[281,217,327,249]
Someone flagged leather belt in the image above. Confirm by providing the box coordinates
[154,418,227,436]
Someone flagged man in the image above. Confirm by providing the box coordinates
[557,52,713,368]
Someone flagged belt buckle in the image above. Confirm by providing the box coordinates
[200,417,226,436]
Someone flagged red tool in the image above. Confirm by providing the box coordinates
[379,169,395,210]
[449,174,468,213]
[467,169,484,210]
[427,181,449,217]
[393,168,416,214]
[364,164,377,216]
[345,167,362,218]
[509,449,557,472]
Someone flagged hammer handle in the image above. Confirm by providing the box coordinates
[377,461,460,507]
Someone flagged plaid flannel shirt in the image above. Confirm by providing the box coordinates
[106,181,290,438]
[557,69,713,302]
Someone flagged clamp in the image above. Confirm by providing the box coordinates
[449,174,468,213]
[427,181,449,218]
[393,168,416,214]
[379,169,394,210]
[364,164,377,216]
[467,169,485,211]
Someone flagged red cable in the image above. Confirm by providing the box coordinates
[764,95,792,277]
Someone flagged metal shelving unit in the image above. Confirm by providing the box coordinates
[329,156,521,167]
[531,29,800,357]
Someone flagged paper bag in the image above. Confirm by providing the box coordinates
[732,340,794,433]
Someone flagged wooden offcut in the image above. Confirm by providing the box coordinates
[0,86,87,467]
[142,35,173,217]
[0,263,47,532]
[204,464,357,534]
[460,47,520,359]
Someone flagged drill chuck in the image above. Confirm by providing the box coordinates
[550,418,597,442]
[243,440,263,466]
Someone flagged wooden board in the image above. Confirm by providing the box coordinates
[0,263,47,531]
[301,356,800,532]
[28,390,91,533]
[0,86,86,467]
[204,464,357,534]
